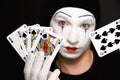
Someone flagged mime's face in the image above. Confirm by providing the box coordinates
[50,7,96,59]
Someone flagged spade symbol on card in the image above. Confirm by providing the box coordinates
[116,25,120,30]
[102,31,108,36]
[100,45,106,50]
[115,32,120,37]
[114,39,120,44]
[101,38,107,43]
[109,28,115,33]
[32,30,36,35]
[107,42,113,47]
[43,34,47,38]
[95,34,101,40]
[22,33,27,38]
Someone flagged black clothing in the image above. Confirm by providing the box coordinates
[50,48,120,80]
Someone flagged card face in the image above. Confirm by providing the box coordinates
[89,19,120,57]
[17,25,29,54]
[6,24,27,61]
[31,30,63,58]
[27,24,42,53]
[40,26,53,32]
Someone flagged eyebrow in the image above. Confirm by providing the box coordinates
[53,11,94,19]
[54,11,72,18]
[77,15,94,18]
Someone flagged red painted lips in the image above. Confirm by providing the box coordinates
[65,46,78,53]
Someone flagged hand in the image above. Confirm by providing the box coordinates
[24,51,60,80]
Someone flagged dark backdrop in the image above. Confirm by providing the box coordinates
[1,0,120,80]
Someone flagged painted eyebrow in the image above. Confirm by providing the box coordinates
[53,11,72,18]
[77,15,94,18]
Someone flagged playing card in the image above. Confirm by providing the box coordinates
[27,24,42,53]
[89,18,120,57]
[28,24,53,53]
[31,30,63,58]
[6,24,28,61]
[17,24,29,55]
[40,26,53,32]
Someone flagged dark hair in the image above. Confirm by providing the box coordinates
[31,0,100,29]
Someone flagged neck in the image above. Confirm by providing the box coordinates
[56,47,94,75]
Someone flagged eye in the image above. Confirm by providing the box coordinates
[58,21,66,27]
[81,23,90,30]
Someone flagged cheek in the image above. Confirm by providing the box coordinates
[62,27,71,38]
[51,23,62,36]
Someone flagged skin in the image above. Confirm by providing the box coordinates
[24,7,96,80]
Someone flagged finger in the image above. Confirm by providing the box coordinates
[38,56,53,80]
[30,51,44,80]
[24,53,35,80]
[48,69,60,80]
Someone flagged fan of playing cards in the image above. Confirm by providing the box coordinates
[7,24,63,61]
[89,18,120,57]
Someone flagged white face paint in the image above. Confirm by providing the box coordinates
[50,7,96,59]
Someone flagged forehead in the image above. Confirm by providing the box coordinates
[54,7,94,18]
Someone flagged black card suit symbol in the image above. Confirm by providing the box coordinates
[43,34,47,38]
[107,42,113,47]
[22,33,27,38]
[116,25,120,30]
[109,28,115,33]
[115,32,120,37]
[95,34,101,40]
[32,30,36,35]
[100,45,106,50]
[114,39,120,44]
[101,38,107,43]
[8,37,13,43]
[102,31,108,36]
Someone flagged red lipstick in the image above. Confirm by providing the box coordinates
[65,46,78,53]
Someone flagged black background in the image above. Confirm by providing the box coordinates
[1,0,120,80]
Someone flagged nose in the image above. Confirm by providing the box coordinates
[67,27,78,45]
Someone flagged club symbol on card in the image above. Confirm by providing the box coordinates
[115,32,120,37]
[100,45,106,50]
[101,38,107,43]
[102,31,108,36]
[95,34,101,40]
[114,39,120,44]
[109,28,115,33]
[107,42,113,47]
